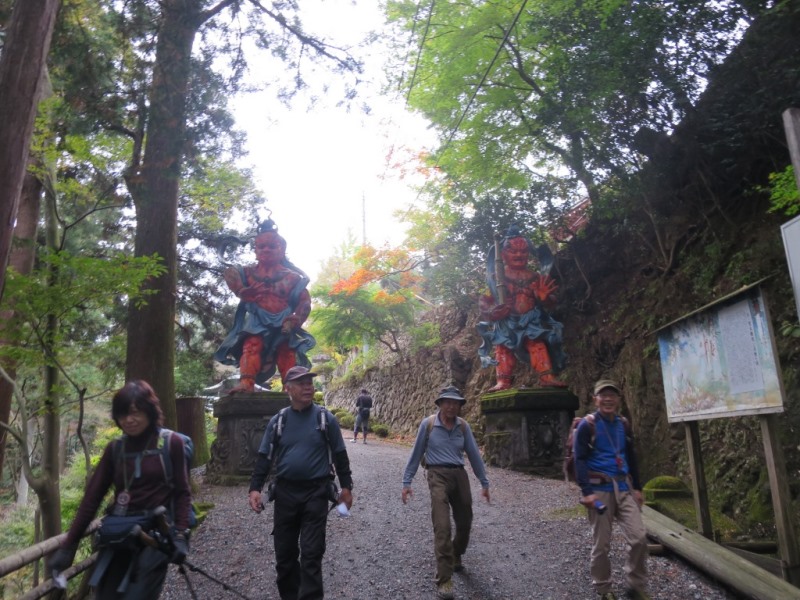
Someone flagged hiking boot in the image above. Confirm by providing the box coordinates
[437,580,454,599]
[625,588,651,600]
[598,593,617,600]
[453,555,464,572]
[363,439,367,444]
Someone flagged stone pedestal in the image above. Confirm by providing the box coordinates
[481,388,579,479]
[206,392,289,485]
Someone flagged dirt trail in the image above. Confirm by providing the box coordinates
[161,439,740,600]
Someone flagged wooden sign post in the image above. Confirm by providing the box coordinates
[656,285,800,584]
[782,108,800,193]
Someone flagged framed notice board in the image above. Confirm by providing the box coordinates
[657,283,785,423]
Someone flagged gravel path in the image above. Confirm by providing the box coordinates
[161,439,742,600]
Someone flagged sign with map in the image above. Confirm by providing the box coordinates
[657,285,785,422]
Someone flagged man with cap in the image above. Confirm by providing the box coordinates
[249,366,354,600]
[352,388,374,443]
[401,385,490,600]
[574,379,649,600]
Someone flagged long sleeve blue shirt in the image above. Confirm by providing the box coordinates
[402,413,489,489]
[574,411,641,496]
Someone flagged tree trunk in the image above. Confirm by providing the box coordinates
[0,0,58,297]
[0,170,42,480]
[125,1,202,429]
[176,396,210,467]
[30,176,63,540]
[14,417,35,507]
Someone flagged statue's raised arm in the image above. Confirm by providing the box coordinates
[477,226,567,391]
[214,218,315,393]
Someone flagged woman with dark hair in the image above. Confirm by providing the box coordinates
[49,380,192,598]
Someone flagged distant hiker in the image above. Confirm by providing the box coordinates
[574,379,650,600]
[352,388,373,443]
[48,380,192,598]
[248,366,354,600]
[401,385,490,600]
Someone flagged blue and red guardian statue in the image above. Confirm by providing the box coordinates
[215,218,316,393]
[478,226,567,391]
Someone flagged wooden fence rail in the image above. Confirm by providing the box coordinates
[643,506,800,599]
[0,519,101,599]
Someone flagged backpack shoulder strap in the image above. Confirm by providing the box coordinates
[114,430,170,483]
[317,405,334,467]
[268,407,290,460]
[112,435,126,472]
[422,414,436,451]
[577,413,597,447]
[158,428,173,485]
[620,415,630,432]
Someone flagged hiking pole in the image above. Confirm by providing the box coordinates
[181,559,257,600]
[177,564,200,600]
[134,525,257,600]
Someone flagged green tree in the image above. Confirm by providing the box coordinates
[0,251,163,540]
[311,284,418,354]
[44,0,362,426]
[385,0,774,290]
[310,243,427,354]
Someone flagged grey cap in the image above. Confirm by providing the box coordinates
[283,366,318,383]
[435,385,466,405]
[593,379,621,395]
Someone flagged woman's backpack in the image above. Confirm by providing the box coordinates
[112,429,197,526]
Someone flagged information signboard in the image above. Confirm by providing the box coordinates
[657,285,785,422]
[781,214,800,322]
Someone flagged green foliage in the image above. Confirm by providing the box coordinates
[330,408,352,420]
[0,505,37,557]
[743,469,775,533]
[313,360,338,378]
[311,284,418,354]
[314,391,324,405]
[175,348,215,397]
[336,412,355,430]
[643,475,690,494]
[0,422,119,570]
[765,166,800,216]
[370,423,390,438]
[0,251,164,369]
[779,321,800,339]
[205,412,217,449]
[335,346,381,385]
[408,322,442,353]
[385,0,762,303]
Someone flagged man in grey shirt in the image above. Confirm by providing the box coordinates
[402,385,490,600]
[249,366,353,600]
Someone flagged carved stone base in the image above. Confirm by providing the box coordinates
[481,388,579,479]
[205,392,289,485]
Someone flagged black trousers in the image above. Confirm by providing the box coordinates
[272,478,329,600]
[94,545,169,599]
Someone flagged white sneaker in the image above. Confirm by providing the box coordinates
[351,438,357,443]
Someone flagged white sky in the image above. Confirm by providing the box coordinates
[231,0,435,282]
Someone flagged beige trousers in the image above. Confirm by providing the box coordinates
[426,466,473,585]
[588,489,648,595]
